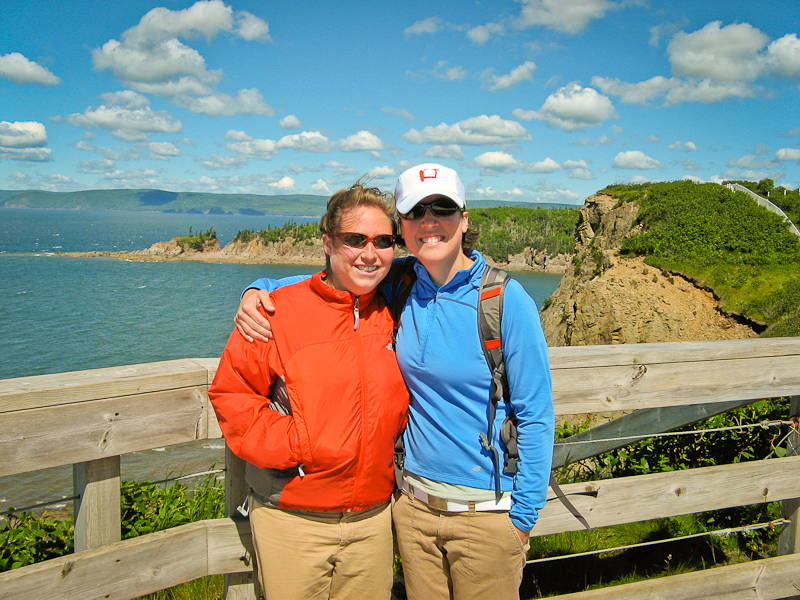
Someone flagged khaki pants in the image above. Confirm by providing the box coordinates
[393,490,529,600]
[249,498,394,600]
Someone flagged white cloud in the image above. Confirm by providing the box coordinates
[403,115,529,146]
[574,135,612,147]
[591,75,674,105]
[474,151,520,173]
[78,159,116,173]
[467,22,504,45]
[200,153,248,170]
[474,151,562,174]
[279,115,302,129]
[776,148,800,162]
[668,21,768,82]
[488,61,536,91]
[0,52,60,85]
[612,150,663,169]
[276,131,335,153]
[515,83,615,131]
[337,131,383,152]
[513,0,625,35]
[665,141,698,152]
[365,166,396,179]
[1,148,53,162]
[405,17,443,37]
[225,129,252,141]
[312,179,331,194]
[766,34,800,82]
[147,141,181,159]
[269,176,295,190]
[67,93,182,141]
[422,145,464,160]
[595,23,800,106]
[382,107,419,122]
[235,11,271,41]
[92,0,273,116]
[226,137,278,159]
[432,62,467,81]
[0,121,48,148]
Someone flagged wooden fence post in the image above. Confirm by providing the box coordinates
[779,396,800,556]
[72,456,121,552]
[223,443,259,600]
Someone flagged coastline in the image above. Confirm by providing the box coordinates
[52,248,569,273]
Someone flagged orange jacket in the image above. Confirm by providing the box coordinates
[209,273,409,513]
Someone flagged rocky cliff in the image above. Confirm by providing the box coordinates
[539,193,759,346]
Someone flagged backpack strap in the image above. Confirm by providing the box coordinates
[477,266,513,500]
[477,266,591,530]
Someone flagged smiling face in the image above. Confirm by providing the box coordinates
[322,205,395,296]
[400,195,471,286]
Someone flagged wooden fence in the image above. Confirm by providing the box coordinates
[1,337,799,600]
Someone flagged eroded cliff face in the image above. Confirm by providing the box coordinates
[539,194,758,346]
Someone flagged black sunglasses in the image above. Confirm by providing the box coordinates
[400,198,461,221]
[334,232,396,249]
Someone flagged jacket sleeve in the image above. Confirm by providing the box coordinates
[501,281,555,532]
[244,275,310,297]
[209,329,304,470]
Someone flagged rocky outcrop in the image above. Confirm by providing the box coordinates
[218,237,324,265]
[486,249,570,273]
[539,193,759,346]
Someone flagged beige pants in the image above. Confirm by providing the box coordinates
[249,499,394,600]
[393,490,529,600]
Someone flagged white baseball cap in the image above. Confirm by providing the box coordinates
[394,163,466,214]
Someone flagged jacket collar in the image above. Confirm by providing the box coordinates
[412,250,485,297]
[309,271,379,308]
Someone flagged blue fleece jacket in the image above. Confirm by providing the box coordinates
[247,251,554,531]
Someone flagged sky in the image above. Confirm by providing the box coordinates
[1,0,800,206]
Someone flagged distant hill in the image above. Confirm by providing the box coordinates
[0,189,578,216]
[0,189,330,217]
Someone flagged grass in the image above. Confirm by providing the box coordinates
[521,503,782,598]
[135,576,224,600]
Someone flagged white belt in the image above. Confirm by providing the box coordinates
[400,479,511,513]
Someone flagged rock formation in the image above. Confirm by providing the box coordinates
[539,193,759,346]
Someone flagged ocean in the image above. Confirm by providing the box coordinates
[0,207,562,516]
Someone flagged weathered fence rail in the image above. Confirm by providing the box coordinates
[1,338,799,599]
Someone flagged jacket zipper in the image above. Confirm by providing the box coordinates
[350,296,367,508]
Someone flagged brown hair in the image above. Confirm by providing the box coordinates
[319,182,398,270]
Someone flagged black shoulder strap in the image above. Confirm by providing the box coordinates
[391,259,417,335]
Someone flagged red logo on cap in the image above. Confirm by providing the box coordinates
[419,168,439,182]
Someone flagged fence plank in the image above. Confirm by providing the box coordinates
[0,387,211,477]
[551,354,800,415]
[548,337,800,369]
[548,551,800,600]
[0,521,211,600]
[0,359,209,413]
[73,457,121,552]
[534,455,800,535]
[222,444,259,599]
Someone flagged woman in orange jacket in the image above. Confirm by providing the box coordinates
[208,183,409,600]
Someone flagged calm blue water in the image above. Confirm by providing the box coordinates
[0,208,562,515]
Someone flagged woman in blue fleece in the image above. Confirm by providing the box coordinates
[235,164,554,600]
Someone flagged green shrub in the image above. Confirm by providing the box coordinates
[0,472,224,573]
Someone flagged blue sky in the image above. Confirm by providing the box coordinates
[1,0,799,205]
